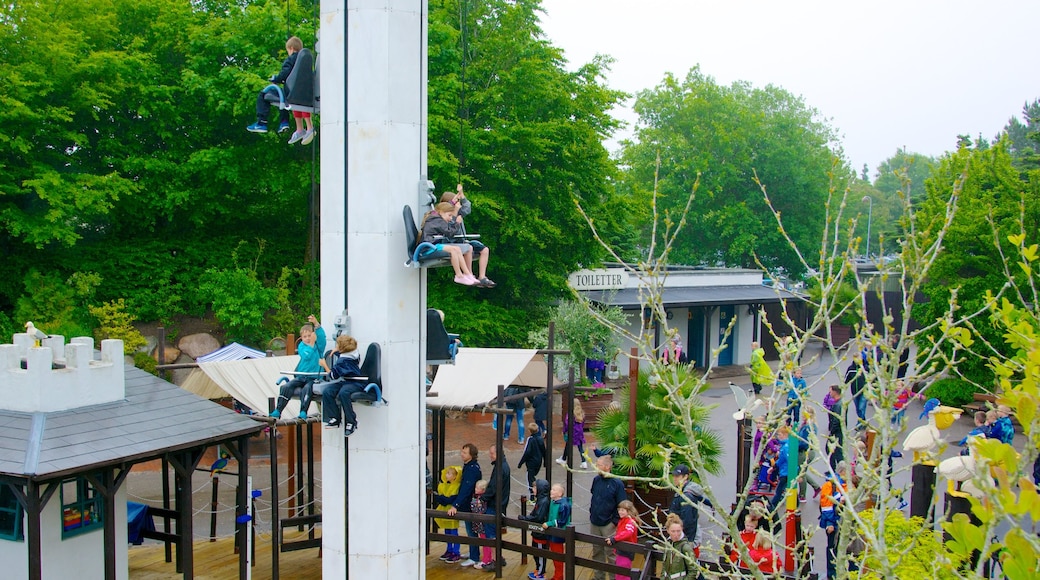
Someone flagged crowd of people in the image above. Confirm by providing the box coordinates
[431,411,715,580]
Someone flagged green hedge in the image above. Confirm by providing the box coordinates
[924,378,979,408]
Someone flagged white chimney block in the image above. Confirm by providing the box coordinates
[65,342,91,369]
[12,333,33,355]
[0,344,18,371]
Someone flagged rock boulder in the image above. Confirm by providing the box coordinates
[178,333,221,359]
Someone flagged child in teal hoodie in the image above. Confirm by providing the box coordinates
[271,315,328,419]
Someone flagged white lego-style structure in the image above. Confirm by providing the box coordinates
[2,336,125,412]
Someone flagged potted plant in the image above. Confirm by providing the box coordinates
[591,364,722,513]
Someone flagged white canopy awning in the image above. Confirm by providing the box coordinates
[427,348,564,410]
[184,356,303,417]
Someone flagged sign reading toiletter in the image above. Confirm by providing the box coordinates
[568,269,628,291]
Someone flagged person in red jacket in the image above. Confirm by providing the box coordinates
[746,530,780,574]
[605,500,642,580]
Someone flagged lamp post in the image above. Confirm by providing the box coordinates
[862,195,873,258]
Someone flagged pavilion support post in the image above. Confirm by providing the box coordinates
[230,436,251,579]
[545,322,556,484]
[269,421,281,580]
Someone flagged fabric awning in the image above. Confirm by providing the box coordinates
[427,348,563,410]
[196,342,267,362]
[179,368,231,400]
[193,356,303,417]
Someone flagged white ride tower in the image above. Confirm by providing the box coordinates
[320,1,428,578]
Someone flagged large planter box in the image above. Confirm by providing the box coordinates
[563,391,615,430]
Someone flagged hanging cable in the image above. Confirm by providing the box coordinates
[457,0,468,184]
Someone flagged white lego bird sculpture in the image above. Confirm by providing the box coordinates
[902,398,943,462]
[938,454,987,499]
[25,321,48,346]
[729,382,764,420]
[937,455,976,482]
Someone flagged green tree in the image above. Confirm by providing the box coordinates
[426,0,627,346]
[869,148,936,254]
[0,0,317,332]
[1002,99,1040,173]
[619,68,841,277]
[915,140,1040,386]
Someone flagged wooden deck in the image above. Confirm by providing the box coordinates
[129,530,322,579]
[425,527,651,580]
[129,527,643,579]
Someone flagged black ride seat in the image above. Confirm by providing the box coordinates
[403,205,451,268]
[426,308,458,366]
[312,342,386,406]
[264,48,318,114]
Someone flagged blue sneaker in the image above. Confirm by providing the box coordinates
[247,122,269,133]
[278,121,291,134]
[269,409,281,419]
[298,410,308,420]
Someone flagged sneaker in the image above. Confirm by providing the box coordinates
[278,121,291,133]
[555,457,566,465]
[478,277,497,288]
[517,437,525,444]
[269,409,281,419]
[528,573,545,580]
[580,461,589,469]
[247,122,268,133]
[454,274,476,286]
[464,274,480,285]
[288,130,304,144]
[897,499,909,510]
[459,559,476,567]
[813,486,821,499]
[473,562,490,570]
[444,554,461,563]
[344,423,356,437]
[438,552,451,561]
[300,128,316,145]
[298,411,308,420]
[891,450,903,458]
[326,418,341,428]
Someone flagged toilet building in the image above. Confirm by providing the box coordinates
[572,265,807,369]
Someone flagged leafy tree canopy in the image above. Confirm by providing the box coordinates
[0,0,319,335]
[427,0,627,345]
[618,67,843,277]
[915,139,1040,385]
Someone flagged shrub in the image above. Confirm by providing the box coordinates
[854,509,961,579]
[199,267,276,346]
[924,378,979,408]
[133,351,159,376]
[89,299,147,353]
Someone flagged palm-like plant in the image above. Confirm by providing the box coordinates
[591,363,722,482]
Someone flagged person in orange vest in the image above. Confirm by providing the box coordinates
[819,461,849,580]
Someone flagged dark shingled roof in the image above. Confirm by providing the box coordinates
[580,285,805,309]
[0,364,266,481]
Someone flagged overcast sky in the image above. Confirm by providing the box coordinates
[538,0,1040,176]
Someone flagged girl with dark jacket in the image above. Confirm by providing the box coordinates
[518,479,551,579]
